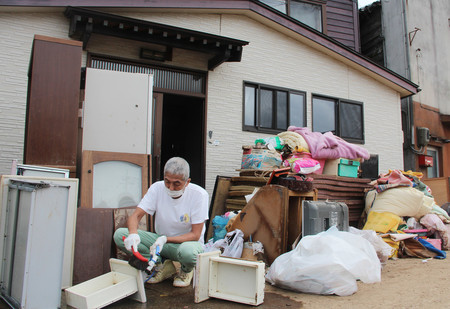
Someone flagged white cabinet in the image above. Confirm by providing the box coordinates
[0,177,74,308]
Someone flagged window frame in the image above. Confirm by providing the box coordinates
[259,0,327,33]
[312,94,365,144]
[243,82,307,134]
[426,146,440,178]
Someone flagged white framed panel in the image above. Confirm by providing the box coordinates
[83,68,153,154]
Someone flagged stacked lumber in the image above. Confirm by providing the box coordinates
[226,176,269,211]
[309,174,374,227]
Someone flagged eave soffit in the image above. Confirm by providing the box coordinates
[64,6,249,71]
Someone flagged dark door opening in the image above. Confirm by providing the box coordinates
[153,93,205,187]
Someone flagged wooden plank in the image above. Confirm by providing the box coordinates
[226,199,247,206]
[312,179,373,188]
[310,174,372,183]
[227,190,253,197]
[229,185,259,191]
[231,176,269,184]
[313,184,366,192]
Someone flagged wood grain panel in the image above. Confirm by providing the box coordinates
[25,35,82,167]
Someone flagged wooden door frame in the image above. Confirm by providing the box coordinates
[152,92,163,184]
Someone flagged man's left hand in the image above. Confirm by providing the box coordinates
[150,235,167,256]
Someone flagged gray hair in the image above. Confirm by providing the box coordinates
[164,157,190,180]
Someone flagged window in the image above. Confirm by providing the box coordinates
[244,83,306,133]
[427,147,440,178]
[312,95,364,143]
[259,0,324,32]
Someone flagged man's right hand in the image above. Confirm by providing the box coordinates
[124,233,140,252]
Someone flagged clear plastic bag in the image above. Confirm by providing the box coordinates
[212,229,244,258]
[265,226,381,296]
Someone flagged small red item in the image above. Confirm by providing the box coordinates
[122,236,148,262]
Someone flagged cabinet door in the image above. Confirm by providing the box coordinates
[82,68,153,154]
[25,35,82,171]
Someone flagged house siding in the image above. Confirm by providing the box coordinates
[0,10,404,195]
[326,0,360,51]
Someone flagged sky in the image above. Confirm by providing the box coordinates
[358,0,377,8]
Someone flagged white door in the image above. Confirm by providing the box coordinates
[82,68,153,154]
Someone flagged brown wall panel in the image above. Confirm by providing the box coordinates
[25,35,82,168]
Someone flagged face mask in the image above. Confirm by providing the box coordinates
[165,185,186,198]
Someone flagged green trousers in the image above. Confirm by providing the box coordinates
[113,227,204,272]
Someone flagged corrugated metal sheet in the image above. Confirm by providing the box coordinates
[90,58,205,94]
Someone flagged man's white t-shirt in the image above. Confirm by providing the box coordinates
[137,181,209,243]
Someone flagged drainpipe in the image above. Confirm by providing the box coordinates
[400,0,417,170]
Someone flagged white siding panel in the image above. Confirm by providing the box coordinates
[0,12,70,175]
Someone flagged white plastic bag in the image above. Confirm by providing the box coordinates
[212,229,244,258]
[348,226,394,266]
[265,226,381,296]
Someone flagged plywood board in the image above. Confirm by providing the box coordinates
[73,208,114,285]
[230,185,289,265]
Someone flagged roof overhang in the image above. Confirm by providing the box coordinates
[64,6,249,71]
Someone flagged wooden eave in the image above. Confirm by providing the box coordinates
[64,6,248,71]
[0,0,419,97]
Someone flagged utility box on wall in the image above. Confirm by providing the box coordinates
[418,155,433,167]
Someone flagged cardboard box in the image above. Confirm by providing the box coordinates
[323,158,360,178]
[241,147,282,170]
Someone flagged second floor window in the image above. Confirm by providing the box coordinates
[260,0,324,32]
[244,83,306,133]
[312,95,364,143]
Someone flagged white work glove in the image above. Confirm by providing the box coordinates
[150,235,167,257]
[124,233,141,252]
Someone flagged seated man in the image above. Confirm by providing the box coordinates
[114,157,209,287]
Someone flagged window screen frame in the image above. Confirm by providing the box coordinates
[259,0,326,33]
[312,94,365,144]
[243,82,306,134]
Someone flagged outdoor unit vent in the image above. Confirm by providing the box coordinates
[417,127,430,147]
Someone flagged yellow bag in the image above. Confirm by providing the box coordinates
[363,211,402,233]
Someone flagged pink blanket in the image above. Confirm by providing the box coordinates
[287,126,370,160]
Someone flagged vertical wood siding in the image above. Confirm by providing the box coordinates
[326,0,360,51]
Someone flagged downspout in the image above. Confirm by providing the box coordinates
[399,0,422,171]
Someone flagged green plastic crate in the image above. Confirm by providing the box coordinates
[338,159,360,178]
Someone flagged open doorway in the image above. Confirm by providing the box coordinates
[152,93,205,187]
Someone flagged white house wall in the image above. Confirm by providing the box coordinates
[405,0,450,114]
[381,0,450,114]
[0,9,404,195]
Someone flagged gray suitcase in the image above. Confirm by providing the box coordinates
[302,200,349,237]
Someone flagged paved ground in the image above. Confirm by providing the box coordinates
[58,279,301,309]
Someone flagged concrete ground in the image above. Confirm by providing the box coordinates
[58,280,301,309]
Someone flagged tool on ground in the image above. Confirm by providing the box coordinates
[122,236,161,281]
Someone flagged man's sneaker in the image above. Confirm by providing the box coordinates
[173,269,194,287]
[147,260,176,284]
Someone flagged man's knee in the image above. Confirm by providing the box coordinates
[177,242,203,261]
[113,227,129,245]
